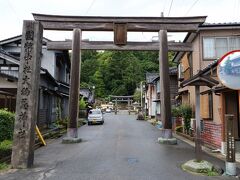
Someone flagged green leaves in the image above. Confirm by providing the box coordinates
[79,97,87,109]
[0,109,15,142]
[81,50,175,98]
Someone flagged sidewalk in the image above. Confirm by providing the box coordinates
[173,133,240,169]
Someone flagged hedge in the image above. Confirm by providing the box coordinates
[0,140,12,159]
[0,109,15,142]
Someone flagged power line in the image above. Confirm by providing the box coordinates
[85,0,96,15]
[167,0,174,16]
[6,0,21,21]
[162,0,167,15]
[185,0,199,16]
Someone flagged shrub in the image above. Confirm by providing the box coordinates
[55,117,68,129]
[175,126,183,133]
[0,162,9,170]
[79,97,87,109]
[172,106,181,117]
[0,109,15,142]
[179,105,192,134]
[0,140,12,159]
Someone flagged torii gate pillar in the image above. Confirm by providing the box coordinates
[62,29,82,143]
[158,30,177,145]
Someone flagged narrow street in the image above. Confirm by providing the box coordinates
[0,111,235,180]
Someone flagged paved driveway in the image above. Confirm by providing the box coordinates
[0,111,237,180]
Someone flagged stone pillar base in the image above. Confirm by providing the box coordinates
[158,137,177,145]
[158,129,177,145]
[62,128,81,144]
[62,137,82,144]
[226,162,236,176]
[182,159,213,173]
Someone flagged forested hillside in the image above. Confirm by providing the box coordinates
[80,50,175,98]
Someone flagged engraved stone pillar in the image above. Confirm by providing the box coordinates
[11,20,43,168]
[62,29,82,143]
[225,114,236,176]
[158,30,177,145]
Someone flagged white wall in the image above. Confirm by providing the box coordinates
[156,102,160,114]
[151,101,156,116]
[41,48,56,78]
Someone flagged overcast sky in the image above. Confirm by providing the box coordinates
[0,0,240,42]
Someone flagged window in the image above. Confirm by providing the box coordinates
[9,52,20,58]
[178,63,184,80]
[10,67,18,71]
[203,36,240,59]
[200,92,213,120]
[0,66,9,70]
[203,38,215,59]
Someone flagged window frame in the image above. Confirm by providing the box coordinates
[200,90,213,120]
[203,36,240,60]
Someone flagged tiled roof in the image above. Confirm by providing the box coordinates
[200,59,219,75]
[145,72,159,84]
[146,67,177,84]
[0,35,51,45]
[202,22,240,26]
[169,67,177,75]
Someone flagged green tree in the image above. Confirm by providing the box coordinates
[82,50,97,62]
[80,50,175,98]
[90,70,106,97]
[133,89,141,102]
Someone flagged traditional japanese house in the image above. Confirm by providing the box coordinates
[173,23,240,152]
[145,67,178,120]
[0,35,71,128]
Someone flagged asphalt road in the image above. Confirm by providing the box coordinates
[0,111,237,180]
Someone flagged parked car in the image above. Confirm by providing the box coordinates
[106,108,111,113]
[87,109,104,125]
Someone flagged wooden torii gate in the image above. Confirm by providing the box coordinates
[109,95,134,114]
[11,13,206,168]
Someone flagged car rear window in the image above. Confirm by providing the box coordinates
[89,110,101,114]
